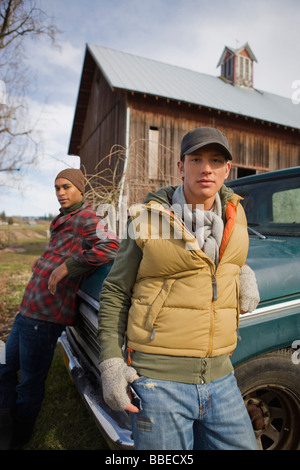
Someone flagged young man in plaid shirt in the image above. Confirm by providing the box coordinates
[0,169,119,449]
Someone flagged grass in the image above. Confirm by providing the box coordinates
[0,225,109,450]
[25,347,108,450]
[0,234,50,340]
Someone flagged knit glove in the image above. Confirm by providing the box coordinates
[239,264,260,313]
[99,358,138,411]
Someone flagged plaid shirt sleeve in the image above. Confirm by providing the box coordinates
[72,207,119,268]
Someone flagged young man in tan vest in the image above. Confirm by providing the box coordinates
[98,127,259,450]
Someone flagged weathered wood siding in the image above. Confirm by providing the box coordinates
[71,49,128,193]
[79,69,127,179]
[75,59,300,206]
[121,94,300,203]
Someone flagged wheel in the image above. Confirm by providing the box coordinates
[234,348,300,450]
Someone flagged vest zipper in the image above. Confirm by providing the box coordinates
[150,328,155,341]
[211,274,217,301]
[208,268,217,356]
[207,303,214,357]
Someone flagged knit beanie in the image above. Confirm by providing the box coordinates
[55,168,85,194]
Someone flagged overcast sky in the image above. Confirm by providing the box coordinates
[1,0,300,217]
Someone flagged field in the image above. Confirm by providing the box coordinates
[0,223,109,450]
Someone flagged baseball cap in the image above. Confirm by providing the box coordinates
[180,127,233,161]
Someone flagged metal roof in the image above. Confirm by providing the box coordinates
[87,44,300,130]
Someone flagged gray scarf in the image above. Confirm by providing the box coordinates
[172,185,224,265]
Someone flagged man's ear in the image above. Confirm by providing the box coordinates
[177,160,184,179]
[224,161,231,180]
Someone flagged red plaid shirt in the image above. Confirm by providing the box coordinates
[20,202,119,325]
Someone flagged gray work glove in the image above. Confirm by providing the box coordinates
[239,264,260,313]
[99,358,137,411]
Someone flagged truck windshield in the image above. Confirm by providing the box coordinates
[229,175,300,236]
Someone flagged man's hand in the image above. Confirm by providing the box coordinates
[126,388,140,413]
[48,262,68,295]
[99,358,140,412]
[239,264,260,314]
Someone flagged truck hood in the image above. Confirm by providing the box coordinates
[79,237,299,307]
[246,236,300,305]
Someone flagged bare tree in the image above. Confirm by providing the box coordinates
[0,0,59,178]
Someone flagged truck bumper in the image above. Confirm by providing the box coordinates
[58,331,134,450]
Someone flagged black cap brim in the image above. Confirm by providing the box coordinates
[181,141,233,161]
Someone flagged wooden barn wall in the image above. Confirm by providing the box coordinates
[79,68,127,185]
[124,94,300,203]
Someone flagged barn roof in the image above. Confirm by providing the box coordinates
[87,44,299,130]
[68,44,300,155]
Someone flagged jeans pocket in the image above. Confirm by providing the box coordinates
[132,374,148,384]
[129,385,143,410]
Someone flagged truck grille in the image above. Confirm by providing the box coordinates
[68,291,100,367]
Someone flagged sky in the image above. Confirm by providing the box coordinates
[1,0,300,217]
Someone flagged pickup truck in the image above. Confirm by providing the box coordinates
[59,166,300,451]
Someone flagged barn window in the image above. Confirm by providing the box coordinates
[230,57,233,75]
[148,127,159,179]
[227,56,232,77]
[238,56,251,83]
[245,58,250,80]
[239,56,244,76]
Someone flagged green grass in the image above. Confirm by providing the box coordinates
[0,237,49,340]
[24,347,109,450]
[0,227,110,450]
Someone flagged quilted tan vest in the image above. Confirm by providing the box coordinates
[127,194,248,357]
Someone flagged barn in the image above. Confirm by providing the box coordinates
[68,42,300,206]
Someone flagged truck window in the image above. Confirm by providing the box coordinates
[229,175,300,236]
[273,188,300,223]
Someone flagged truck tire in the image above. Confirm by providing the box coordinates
[234,348,300,450]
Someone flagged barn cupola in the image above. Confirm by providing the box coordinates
[217,42,257,88]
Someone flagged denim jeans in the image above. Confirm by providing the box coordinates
[130,372,257,450]
[0,314,64,419]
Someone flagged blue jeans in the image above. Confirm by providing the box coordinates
[130,372,257,450]
[0,314,64,419]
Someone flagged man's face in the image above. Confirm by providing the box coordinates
[55,178,82,209]
[177,144,231,210]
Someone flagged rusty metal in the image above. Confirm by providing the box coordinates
[245,398,270,431]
